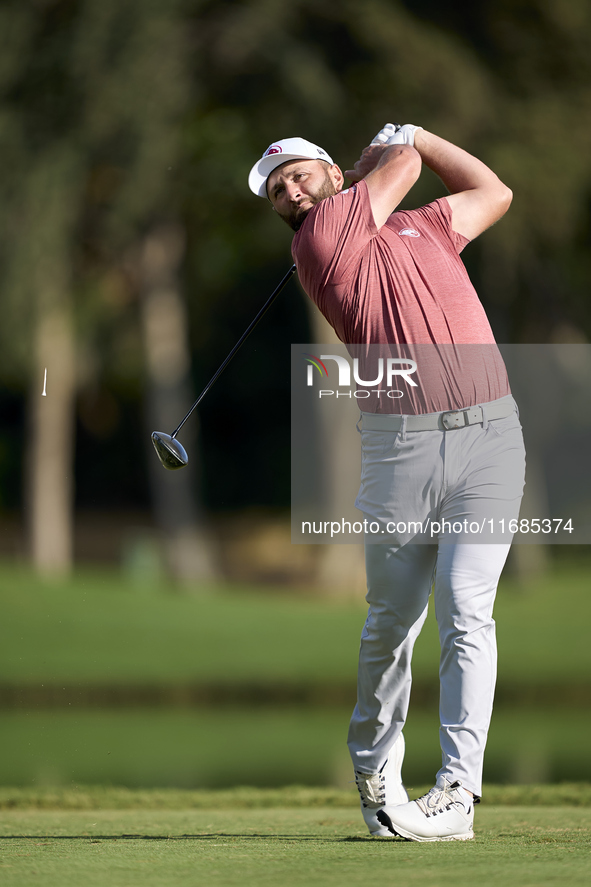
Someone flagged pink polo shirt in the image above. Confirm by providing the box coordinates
[292,180,510,414]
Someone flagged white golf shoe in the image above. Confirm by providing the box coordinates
[376,777,477,842]
[354,733,408,837]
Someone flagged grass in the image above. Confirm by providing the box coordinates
[0,559,590,687]
[2,784,591,809]
[0,564,364,684]
[0,790,590,887]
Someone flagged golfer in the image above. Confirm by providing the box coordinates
[249,125,525,841]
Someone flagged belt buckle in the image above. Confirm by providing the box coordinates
[441,409,465,430]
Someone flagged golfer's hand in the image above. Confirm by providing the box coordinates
[370,123,401,145]
[384,123,423,147]
[345,144,389,182]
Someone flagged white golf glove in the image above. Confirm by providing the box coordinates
[371,123,422,148]
[370,123,401,145]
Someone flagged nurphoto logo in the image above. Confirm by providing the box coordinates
[303,353,418,401]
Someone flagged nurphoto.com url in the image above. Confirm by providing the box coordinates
[300,517,574,539]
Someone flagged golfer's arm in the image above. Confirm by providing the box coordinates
[363,145,422,229]
[413,130,512,241]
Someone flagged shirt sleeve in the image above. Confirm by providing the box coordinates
[410,197,471,254]
[292,180,378,291]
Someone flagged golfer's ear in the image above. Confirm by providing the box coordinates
[330,164,345,192]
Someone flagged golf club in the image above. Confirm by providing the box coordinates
[151,264,297,469]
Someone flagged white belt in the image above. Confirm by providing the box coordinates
[360,399,516,433]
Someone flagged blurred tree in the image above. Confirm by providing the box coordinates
[136,221,217,581]
[0,0,216,579]
[0,4,83,575]
[24,149,81,574]
[71,0,218,580]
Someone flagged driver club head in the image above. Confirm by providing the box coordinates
[151,431,189,470]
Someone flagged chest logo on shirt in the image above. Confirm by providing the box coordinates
[398,228,421,238]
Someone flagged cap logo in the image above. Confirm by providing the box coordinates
[264,145,283,157]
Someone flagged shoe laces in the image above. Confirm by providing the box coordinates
[415,779,463,817]
[355,770,385,807]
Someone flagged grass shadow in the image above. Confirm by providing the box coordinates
[0,833,384,842]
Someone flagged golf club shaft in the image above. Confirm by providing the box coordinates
[171,264,297,439]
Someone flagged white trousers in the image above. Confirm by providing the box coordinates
[347,396,526,796]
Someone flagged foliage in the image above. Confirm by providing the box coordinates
[0,0,190,386]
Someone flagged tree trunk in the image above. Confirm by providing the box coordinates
[24,152,79,578]
[138,222,218,584]
[305,299,366,596]
[26,307,76,576]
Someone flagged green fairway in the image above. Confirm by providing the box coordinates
[0,560,590,687]
[0,564,365,685]
[0,802,590,887]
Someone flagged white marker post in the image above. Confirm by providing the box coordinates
[42,368,47,396]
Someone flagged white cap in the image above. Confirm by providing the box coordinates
[248,137,334,198]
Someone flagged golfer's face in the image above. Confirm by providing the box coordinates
[267,160,339,231]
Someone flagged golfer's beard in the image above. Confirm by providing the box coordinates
[279,177,338,232]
